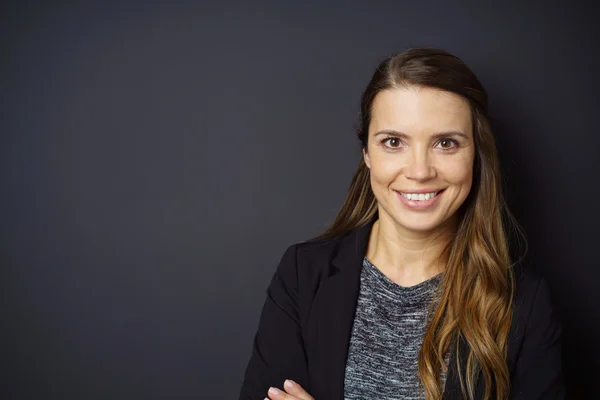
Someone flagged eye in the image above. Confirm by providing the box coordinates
[436,139,458,150]
[382,137,403,149]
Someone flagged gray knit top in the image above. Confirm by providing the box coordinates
[343,257,447,399]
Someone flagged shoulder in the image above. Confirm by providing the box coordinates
[508,262,562,367]
[512,263,556,319]
[507,264,565,396]
[275,231,350,280]
[296,232,348,263]
[272,220,373,291]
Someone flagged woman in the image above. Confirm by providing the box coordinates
[238,48,564,400]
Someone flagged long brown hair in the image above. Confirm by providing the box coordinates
[316,48,525,399]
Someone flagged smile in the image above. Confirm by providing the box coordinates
[398,190,442,201]
[394,189,445,210]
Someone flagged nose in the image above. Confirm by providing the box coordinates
[404,146,436,182]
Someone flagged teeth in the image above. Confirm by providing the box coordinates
[400,191,440,201]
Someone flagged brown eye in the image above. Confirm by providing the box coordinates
[384,137,402,148]
[437,139,457,150]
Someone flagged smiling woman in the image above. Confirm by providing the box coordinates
[238,48,564,400]
[364,87,475,235]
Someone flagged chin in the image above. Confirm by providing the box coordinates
[390,216,438,232]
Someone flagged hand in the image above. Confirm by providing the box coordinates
[266,379,314,400]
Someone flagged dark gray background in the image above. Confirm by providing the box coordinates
[2,1,598,399]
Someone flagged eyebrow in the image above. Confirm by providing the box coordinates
[373,129,470,140]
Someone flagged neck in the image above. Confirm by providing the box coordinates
[366,211,458,286]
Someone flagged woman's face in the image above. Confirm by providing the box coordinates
[364,85,475,234]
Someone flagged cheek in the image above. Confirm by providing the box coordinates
[368,154,402,185]
[440,156,474,187]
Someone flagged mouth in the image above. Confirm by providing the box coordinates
[394,189,446,209]
[397,189,445,201]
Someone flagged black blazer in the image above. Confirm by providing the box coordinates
[239,219,565,399]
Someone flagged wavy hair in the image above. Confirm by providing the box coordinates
[315,48,525,399]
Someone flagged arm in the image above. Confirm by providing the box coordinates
[510,277,565,399]
[239,244,310,400]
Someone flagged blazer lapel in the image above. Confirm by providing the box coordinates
[307,219,374,400]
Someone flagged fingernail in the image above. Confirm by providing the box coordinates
[268,387,280,396]
[284,379,294,389]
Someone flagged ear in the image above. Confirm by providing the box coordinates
[363,148,371,169]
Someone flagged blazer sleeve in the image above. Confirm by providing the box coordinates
[238,244,310,400]
[510,276,566,399]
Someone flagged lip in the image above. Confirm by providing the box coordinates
[394,189,445,210]
[396,188,443,194]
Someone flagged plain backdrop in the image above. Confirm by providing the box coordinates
[1,1,598,399]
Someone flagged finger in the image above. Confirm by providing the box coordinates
[283,380,314,400]
[267,386,297,400]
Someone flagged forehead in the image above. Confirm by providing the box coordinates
[369,86,473,136]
